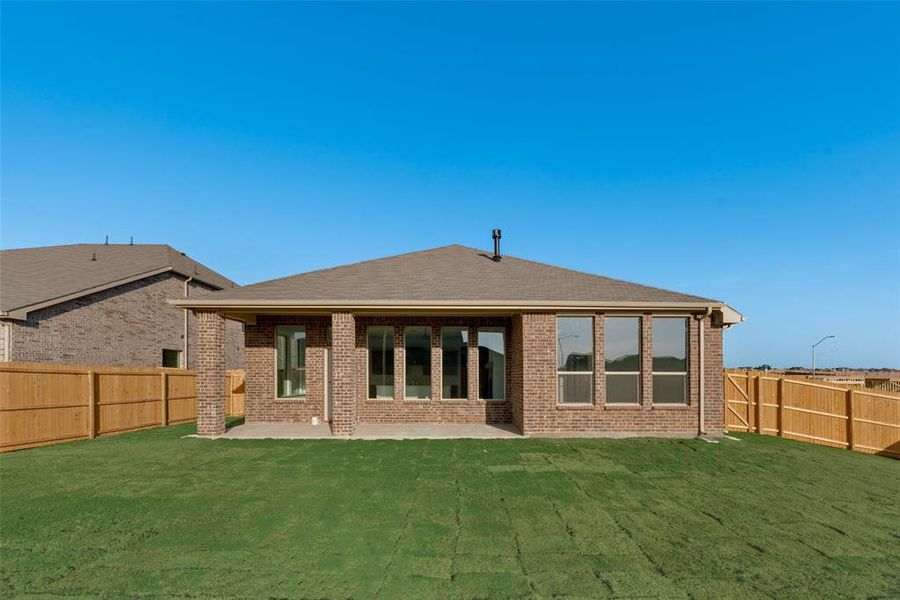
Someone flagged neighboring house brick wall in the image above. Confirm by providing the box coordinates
[5,272,243,369]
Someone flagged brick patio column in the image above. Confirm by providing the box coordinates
[520,313,556,435]
[331,312,357,437]
[196,310,226,437]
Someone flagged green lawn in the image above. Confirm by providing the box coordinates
[2,422,899,599]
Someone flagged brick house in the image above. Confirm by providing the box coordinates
[176,235,742,437]
[0,243,244,369]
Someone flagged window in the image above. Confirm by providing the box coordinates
[478,328,505,400]
[557,316,594,404]
[368,326,394,399]
[653,317,688,404]
[442,327,468,399]
[276,326,306,398]
[405,327,432,399]
[162,348,181,368]
[605,317,640,404]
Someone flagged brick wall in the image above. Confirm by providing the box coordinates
[196,310,226,436]
[244,315,329,424]
[354,316,512,425]
[520,312,724,436]
[239,310,725,437]
[5,272,243,369]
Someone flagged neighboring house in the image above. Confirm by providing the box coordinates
[175,233,742,437]
[0,243,244,369]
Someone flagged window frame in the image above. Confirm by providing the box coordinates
[441,326,469,401]
[476,327,506,401]
[651,316,690,405]
[603,315,642,405]
[556,315,595,405]
[275,325,307,399]
[404,326,432,400]
[367,325,395,400]
[162,348,182,369]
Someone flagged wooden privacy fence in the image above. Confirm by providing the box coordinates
[0,363,245,452]
[725,371,900,459]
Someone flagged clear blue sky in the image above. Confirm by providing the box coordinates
[2,2,898,368]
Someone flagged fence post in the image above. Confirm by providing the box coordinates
[161,372,168,426]
[755,375,763,434]
[777,377,784,438]
[87,370,97,439]
[846,389,855,451]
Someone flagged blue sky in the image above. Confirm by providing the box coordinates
[2,2,898,368]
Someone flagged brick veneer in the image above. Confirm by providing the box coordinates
[244,315,329,424]
[236,310,724,437]
[196,310,226,437]
[354,316,513,425]
[331,312,356,436]
[519,312,724,436]
[4,272,243,369]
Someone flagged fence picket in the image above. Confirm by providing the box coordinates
[0,362,244,452]
[725,370,898,459]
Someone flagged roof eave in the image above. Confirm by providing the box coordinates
[170,298,726,312]
[2,266,225,321]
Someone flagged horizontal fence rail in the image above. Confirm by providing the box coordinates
[724,370,900,459]
[0,363,244,452]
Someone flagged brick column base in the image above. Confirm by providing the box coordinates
[331,312,357,437]
[196,310,226,437]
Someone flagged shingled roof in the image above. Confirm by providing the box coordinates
[174,245,724,313]
[0,244,236,319]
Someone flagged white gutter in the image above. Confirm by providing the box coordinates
[1,320,10,362]
[183,277,193,368]
[170,298,728,312]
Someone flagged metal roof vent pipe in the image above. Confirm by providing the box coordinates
[492,228,502,262]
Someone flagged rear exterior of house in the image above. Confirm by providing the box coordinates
[178,240,741,437]
[0,244,244,369]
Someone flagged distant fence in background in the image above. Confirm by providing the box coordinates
[225,369,245,417]
[724,370,900,459]
[0,363,245,452]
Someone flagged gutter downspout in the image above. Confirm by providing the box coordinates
[183,277,193,368]
[695,308,711,436]
[1,320,11,362]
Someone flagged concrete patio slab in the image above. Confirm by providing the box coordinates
[221,422,334,439]
[219,422,521,440]
[354,423,521,439]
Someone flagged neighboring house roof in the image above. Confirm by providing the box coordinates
[173,244,742,320]
[0,244,237,320]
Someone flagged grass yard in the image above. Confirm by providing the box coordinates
[2,421,899,599]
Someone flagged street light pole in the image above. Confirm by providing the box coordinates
[811,335,835,378]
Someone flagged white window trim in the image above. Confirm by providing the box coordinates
[603,315,642,405]
[477,327,506,401]
[651,316,689,405]
[440,326,468,401]
[275,325,307,400]
[367,326,395,400]
[404,326,432,401]
[556,315,595,405]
